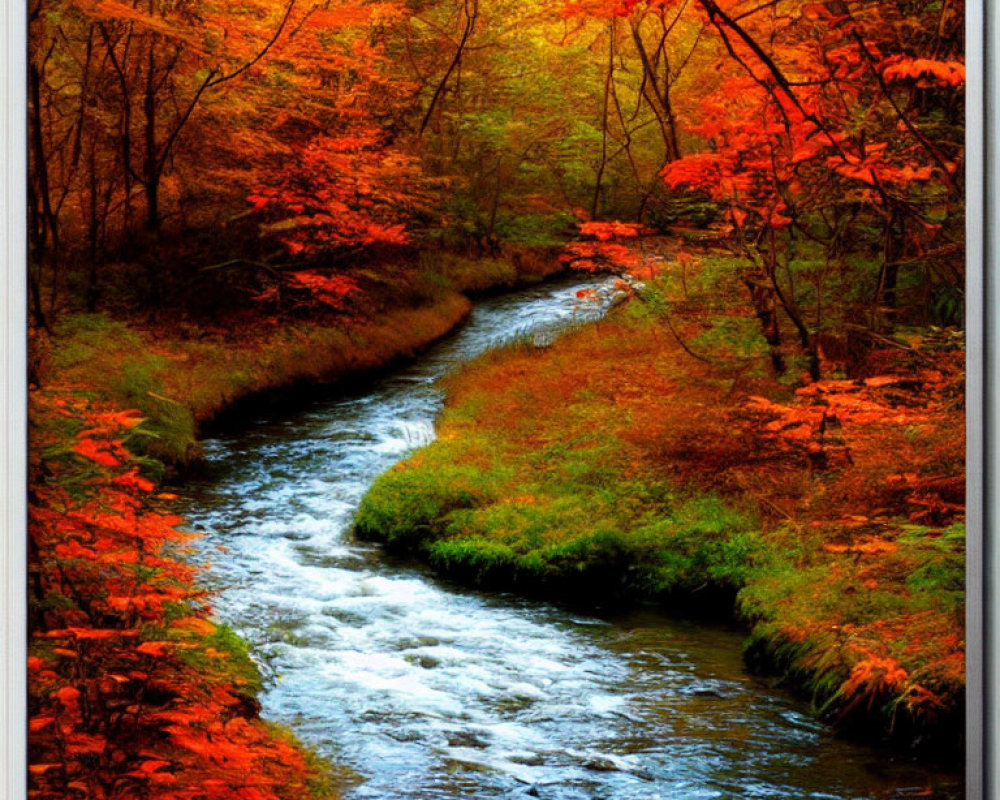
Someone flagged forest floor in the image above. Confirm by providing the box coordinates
[354,237,967,759]
[25,247,564,800]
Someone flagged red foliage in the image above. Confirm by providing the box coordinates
[248,132,422,259]
[288,271,360,310]
[652,0,963,241]
[560,220,647,275]
[881,57,965,88]
[578,220,646,241]
[28,394,324,799]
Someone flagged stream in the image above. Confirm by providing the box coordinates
[180,276,962,800]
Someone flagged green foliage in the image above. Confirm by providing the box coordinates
[900,523,965,597]
[49,314,199,465]
[691,316,770,360]
[353,412,759,604]
[737,520,965,731]
[353,449,500,546]
[492,212,578,246]
[112,360,198,465]
[175,622,265,696]
[261,722,357,800]
[643,498,763,593]
[420,252,517,293]
[51,314,142,371]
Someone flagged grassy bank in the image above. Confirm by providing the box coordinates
[27,248,565,797]
[37,248,566,469]
[353,243,965,757]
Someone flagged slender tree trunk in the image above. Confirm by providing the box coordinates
[143,33,160,235]
[86,142,101,312]
[743,275,785,375]
[629,24,681,162]
[28,62,54,329]
[877,208,903,332]
[591,21,616,219]
[143,30,163,306]
[764,229,819,380]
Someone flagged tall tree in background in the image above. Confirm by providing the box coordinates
[667,0,963,372]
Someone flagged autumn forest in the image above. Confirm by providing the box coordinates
[27,0,967,797]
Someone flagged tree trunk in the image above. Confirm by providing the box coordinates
[877,208,904,332]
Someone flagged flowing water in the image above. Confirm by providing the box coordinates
[180,277,962,800]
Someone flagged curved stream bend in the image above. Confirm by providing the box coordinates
[181,277,960,800]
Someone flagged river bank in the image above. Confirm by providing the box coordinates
[179,273,960,799]
[26,247,566,799]
[34,247,566,469]
[353,241,966,760]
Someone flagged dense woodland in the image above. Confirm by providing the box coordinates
[27,1,966,798]
[29,0,964,349]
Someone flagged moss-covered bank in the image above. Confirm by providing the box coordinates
[353,245,965,760]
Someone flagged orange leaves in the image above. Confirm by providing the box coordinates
[838,657,909,711]
[560,0,643,19]
[71,406,145,469]
[821,537,898,556]
[87,0,210,48]
[881,57,965,88]
[128,759,173,779]
[28,763,63,776]
[29,389,325,800]
[73,437,123,467]
[65,733,108,756]
[303,5,380,31]
[561,220,646,277]
[79,409,145,437]
[747,367,959,470]
[578,220,646,240]
[647,0,962,270]
[115,468,156,493]
[249,125,424,261]
[171,616,218,636]
[831,151,937,187]
[54,686,82,707]
[29,716,57,733]
[136,640,175,658]
[660,152,725,192]
[287,270,360,310]
[44,627,140,641]
[562,241,640,273]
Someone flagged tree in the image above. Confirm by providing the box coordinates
[656,0,964,374]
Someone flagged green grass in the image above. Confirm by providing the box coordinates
[355,426,761,605]
[42,289,474,470]
[420,252,518,293]
[351,247,965,752]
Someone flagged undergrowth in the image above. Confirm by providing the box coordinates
[352,244,966,756]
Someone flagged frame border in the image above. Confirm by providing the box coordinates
[977,0,995,797]
[1,0,28,798]
[1,2,992,797]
